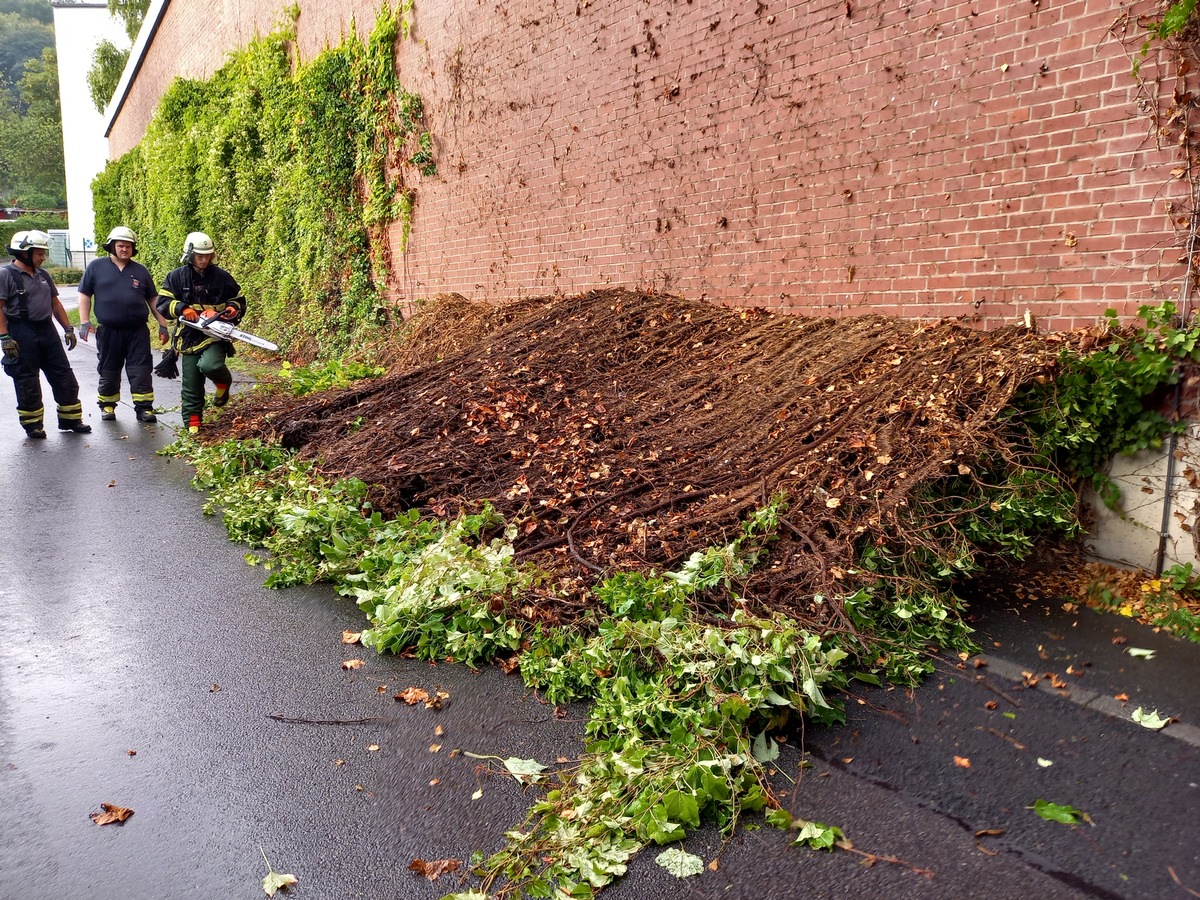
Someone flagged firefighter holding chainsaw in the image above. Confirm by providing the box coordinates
[156,232,245,434]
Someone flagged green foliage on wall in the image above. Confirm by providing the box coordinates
[1015,303,1200,509]
[92,1,433,359]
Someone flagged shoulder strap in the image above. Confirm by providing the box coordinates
[1,264,28,318]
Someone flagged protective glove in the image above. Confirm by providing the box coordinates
[200,309,220,324]
[181,307,200,322]
[158,324,170,345]
[218,305,239,321]
[63,328,77,351]
[79,321,93,341]
[0,333,17,364]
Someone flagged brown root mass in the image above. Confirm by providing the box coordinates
[211,289,1077,629]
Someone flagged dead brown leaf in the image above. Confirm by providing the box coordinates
[953,756,971,769]
[90,803,134,825]
[342,659,364,671]
[342,630,362,645]
[395,687,430,705]
[409,858,461,881]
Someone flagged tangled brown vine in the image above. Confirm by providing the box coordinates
[209,289,1085,630]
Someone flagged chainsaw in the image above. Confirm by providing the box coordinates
[181,317,279,352]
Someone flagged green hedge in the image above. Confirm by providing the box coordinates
[92,1,431,359]
[0,213,68,253]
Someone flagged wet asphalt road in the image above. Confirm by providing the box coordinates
[1,323,1198,900]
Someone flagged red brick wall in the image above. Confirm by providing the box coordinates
[108,0,1190,330]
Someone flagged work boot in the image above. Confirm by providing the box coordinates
[100,406,116,421]
[59,422,92,434]
[213,383,230,407]
[136,408,157,424]
[25,427,46,440]
[188,414,202,435]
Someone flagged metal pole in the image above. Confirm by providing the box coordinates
[1154,207,1198,577]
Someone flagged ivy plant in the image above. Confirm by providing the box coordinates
[93,0,433,359]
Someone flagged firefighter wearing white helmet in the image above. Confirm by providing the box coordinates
[78,224,171,424]
[0,230,90,437]
[156,231,245,433]
[179,231,216,263]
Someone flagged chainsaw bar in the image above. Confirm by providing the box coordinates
[181,318,279,352]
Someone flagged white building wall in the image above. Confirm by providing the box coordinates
[50,2,129,266]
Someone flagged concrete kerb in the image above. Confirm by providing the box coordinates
[981,653,1200,749]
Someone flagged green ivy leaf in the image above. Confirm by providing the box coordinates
[1030,799,1085,825]
[1131,707,1170,730]
[502,756,548,783]
[654,847,704,878]
[751,731,780,763]
[262,871,297,897]
[662,790,701,828]
[789,820,844,850]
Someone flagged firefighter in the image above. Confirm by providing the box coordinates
[156,232,244,434]
[0,230,90,438]
[78,226,171,423]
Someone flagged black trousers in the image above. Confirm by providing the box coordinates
[96,322,154,411]
[1,317,82,431]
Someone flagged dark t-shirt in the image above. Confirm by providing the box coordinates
[0,263,57,322]
[79,257,157,328]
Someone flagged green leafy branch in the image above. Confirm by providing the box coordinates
[1013,302,1200,509]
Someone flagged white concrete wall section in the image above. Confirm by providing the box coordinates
[51,2,129,262]
[1086,425,1200,573]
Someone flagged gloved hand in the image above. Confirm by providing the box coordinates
[181,307,200,322]
[63,328,77,351]
[200,309,220,324]
[0,333,17,364]
[218,305,239,321]
[79,321,93,341]
[158,324,170,345]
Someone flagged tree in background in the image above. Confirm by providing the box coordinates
[87,39,127,113]
[0,1,53,109]
[86,0,149,114]
[0,0,65,209]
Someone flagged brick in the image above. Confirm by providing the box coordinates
[100,0,1180,329]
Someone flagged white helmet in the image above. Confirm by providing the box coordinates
[8,230,51,264]
[103,226,138,254]
[181,231,215,264]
